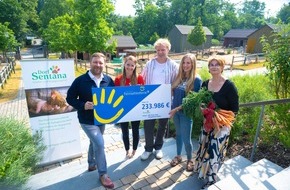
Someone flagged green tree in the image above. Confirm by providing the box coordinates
[39,0,72,32]
[133,3,160,44]
[187,17,206,49]
[277,3,290,24]
[169,0,196,25]
[0,0,39,41]
[108,15,134,36]
[43,14,78,58]
[237,0,266,29]
[261,23,290,99]
[74,0,115,54]
[0,23,18,59]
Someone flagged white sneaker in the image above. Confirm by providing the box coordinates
[140,151,152,160]
[155,150,163,159]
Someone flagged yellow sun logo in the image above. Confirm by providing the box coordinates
[93,88,124,124]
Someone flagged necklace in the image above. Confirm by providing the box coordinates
[182,78,188,87]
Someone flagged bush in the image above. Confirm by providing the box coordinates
[211,39,220,46]
[0,117,45,189]
[198,65,211,81]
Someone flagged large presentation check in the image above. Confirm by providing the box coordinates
[92,84,171,125]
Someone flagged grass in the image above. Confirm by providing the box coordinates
[0,62,22,103]
[232,62,265,70]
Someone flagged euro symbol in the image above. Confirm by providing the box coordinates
[166,102,170,108]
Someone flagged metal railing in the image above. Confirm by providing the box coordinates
[239,98,290,161]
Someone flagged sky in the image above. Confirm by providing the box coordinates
[114,0,289,17]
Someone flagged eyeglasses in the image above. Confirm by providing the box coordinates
[209,63,220,67]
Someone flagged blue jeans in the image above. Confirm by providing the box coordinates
[81,124,106,176]
[173,111,193,160]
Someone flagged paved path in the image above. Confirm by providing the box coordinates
[0,79,29,123]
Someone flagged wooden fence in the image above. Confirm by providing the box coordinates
[0,60,16,89]
[232,53,265,65]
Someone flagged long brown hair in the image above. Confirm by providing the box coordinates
[172,53,197,93]
[120,55,138,86]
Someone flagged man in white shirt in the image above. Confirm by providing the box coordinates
[141,38,178,160]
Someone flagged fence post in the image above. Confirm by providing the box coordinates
[0,73,3,89]
[105,65,108,75]
[250,105,265,161]
[231,56,235,71]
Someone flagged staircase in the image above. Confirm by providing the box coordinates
[25,126,290,190]
[206,155,290,190]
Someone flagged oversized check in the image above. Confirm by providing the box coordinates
[92,84,171,125]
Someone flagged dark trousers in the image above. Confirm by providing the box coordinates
[120,121,140,151]
[144,118,168,152]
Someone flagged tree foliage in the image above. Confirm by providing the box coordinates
[39,0,72,31]
[261,23,290,99]
[74,0,115,54]
[277,2,290,24]
[1,0,289,52]
[237,0,266,29]
[43,14,77,54]
[187,17,206,48]
[0,23,18,58]
[0,0,39,41]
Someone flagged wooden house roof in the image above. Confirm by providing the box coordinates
[174,25,213,36]
[110,35,137,48]
[223,29,257,38]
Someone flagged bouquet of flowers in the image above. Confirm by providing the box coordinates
[182,87,235,133]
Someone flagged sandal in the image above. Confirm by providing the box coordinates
[126,151,131,159]
[186,160,194,171]
[130,150,136,158]
[170,156,182,167]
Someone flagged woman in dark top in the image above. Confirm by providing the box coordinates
[194,56,239,189]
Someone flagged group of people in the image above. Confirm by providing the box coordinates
[66,38,239,189]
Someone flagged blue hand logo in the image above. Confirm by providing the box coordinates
[93,88,124,124]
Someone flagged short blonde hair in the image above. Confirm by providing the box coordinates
[90,52,106,63]
[154,38,171,51]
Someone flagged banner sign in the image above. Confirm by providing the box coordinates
[92,84,171,125]
[21,59,82,166]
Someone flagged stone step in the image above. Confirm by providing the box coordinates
[209,158,284,190]
[165,155,252,190]
[255,166,290,190]
[217,155,253,180]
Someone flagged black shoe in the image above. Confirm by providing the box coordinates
[88,166,96,172]
[200,181,215,189]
